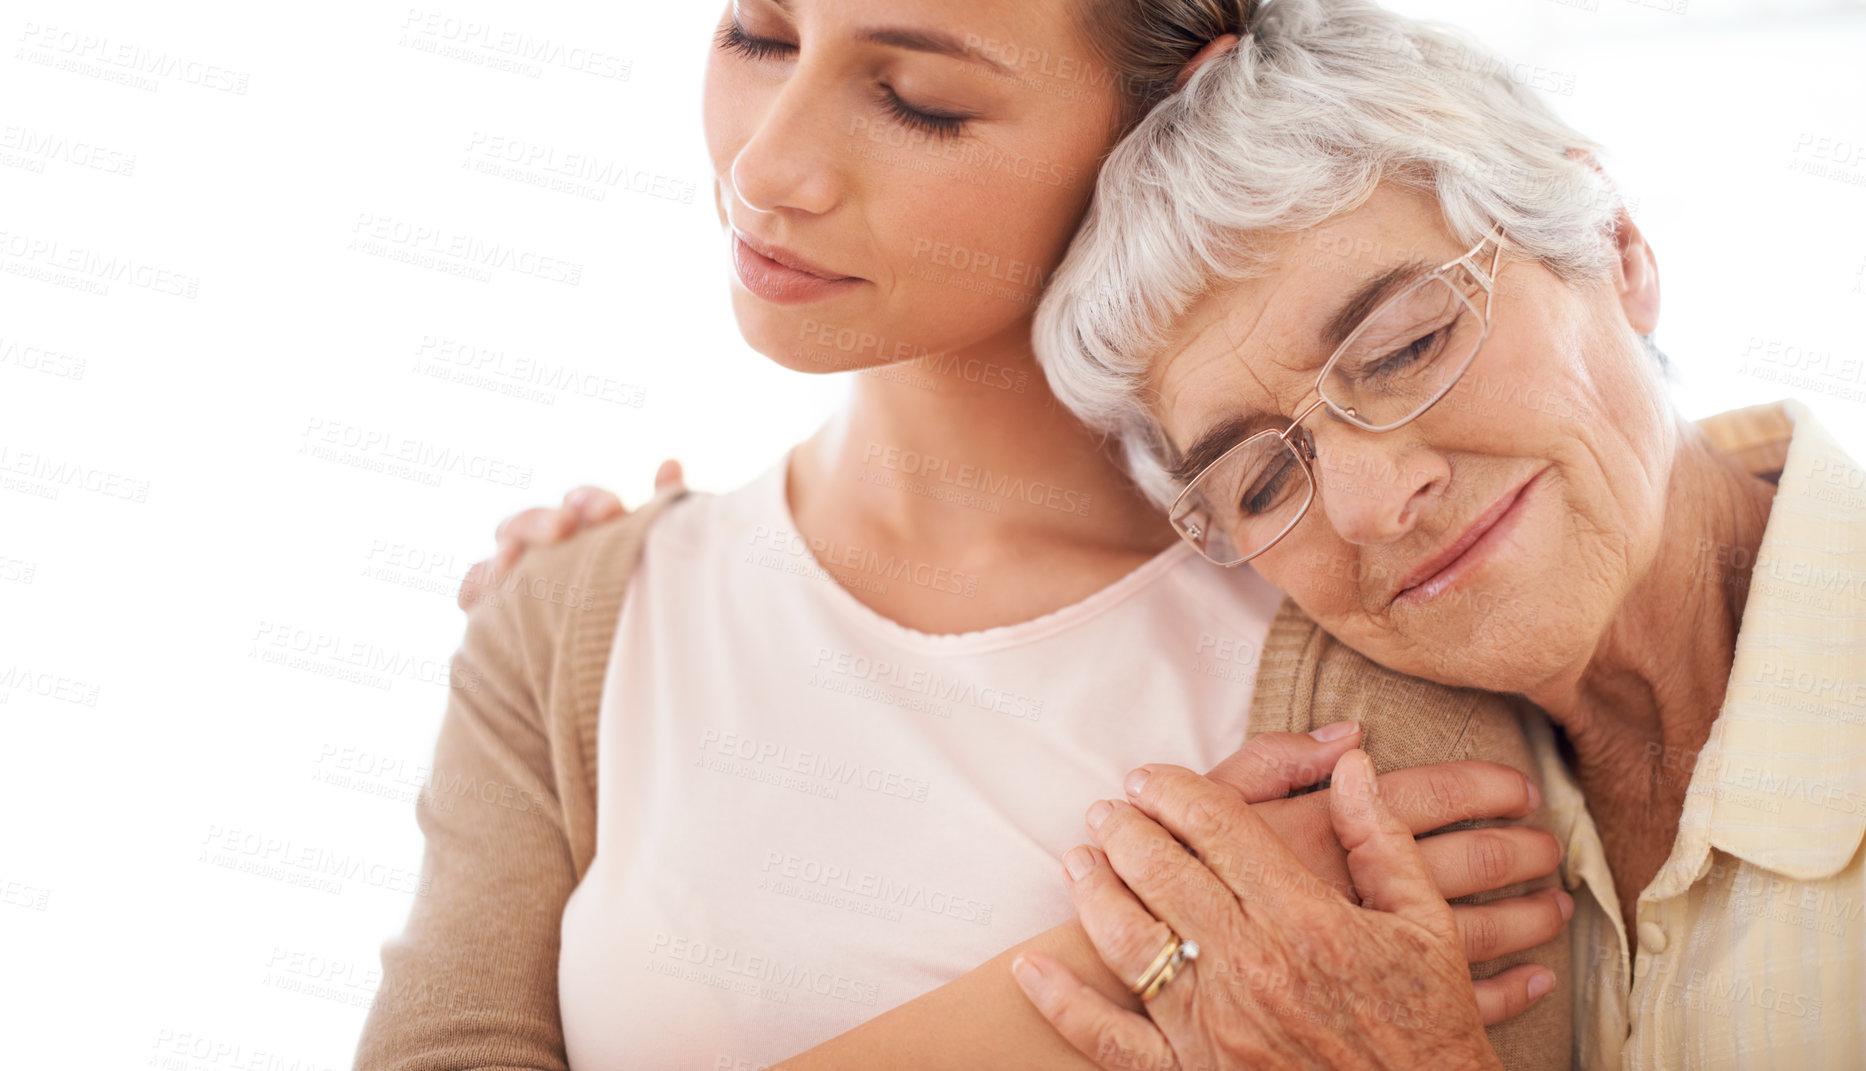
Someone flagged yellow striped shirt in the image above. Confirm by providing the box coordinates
[1528,399,1866,1069]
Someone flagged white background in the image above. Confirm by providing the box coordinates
[1,0,1862,1066]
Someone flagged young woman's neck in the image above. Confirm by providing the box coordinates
[786,322,1177,632]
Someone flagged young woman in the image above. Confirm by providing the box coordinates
[354,1,1571,1067]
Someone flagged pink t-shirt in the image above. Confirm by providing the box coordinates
[559,459,1280,1068]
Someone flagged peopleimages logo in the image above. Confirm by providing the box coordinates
[16,22,251,94]
[349,213,584,286]
[299,417,534,489]
[398,10,631,81]
[0,229,199,298]
[860,442,1091,517]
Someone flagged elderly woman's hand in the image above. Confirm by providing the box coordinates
[1013,751,1517,1071]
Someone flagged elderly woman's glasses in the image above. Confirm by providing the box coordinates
[1169,227,1507,567]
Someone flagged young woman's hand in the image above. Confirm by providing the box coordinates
[1017,751,1515,1071]
[456,460,684,610]
[1173,726,1570,987]
[1243,765,1567,979]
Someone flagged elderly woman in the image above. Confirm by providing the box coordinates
[1012,0,1866,1067]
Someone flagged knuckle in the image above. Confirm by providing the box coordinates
[1181,790,1234,842]
[1117,914,1174,975]
[1463,911,1502,959]
[1425,769,1471,817]
[1468,832,1515,887]
[1089,1026,1151,1071]
[1123,838,1184,892]
[1502,980,1530,1018]
[1246,731,1298,765]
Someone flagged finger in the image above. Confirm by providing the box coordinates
[654,459,685,492]
[493,507,577,562]
[1328,750,1456,942]
[1087,797,1239,941]
[1418,826,1563,900]
[1452,888,1573,965]
[1375,761,1539,833]
[1061,846,1176,992]
[1119,766,1334,913]
[1246,794,1354,897]
[1064,844,1207,1041]
[1011,952,1175,1071]
[1204,722,1361,803]
[561,485,626,526]
[456,558,498,612]
[1236,772,1548,903]
[1471,963,1558,1026]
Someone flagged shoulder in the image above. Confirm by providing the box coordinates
[1250,599,1528,774]
[459,492,688,699]
[447,492,690,877]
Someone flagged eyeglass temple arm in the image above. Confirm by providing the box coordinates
[1469,226,1505,317]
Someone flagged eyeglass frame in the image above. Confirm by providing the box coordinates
[1168,224,1509,567]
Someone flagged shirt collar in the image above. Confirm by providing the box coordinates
[1655,399,1866,890]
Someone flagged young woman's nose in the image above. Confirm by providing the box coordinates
[729,78,842,216]
[1310,426,1447,547]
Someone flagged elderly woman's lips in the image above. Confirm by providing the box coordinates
[1393,471,1544,605]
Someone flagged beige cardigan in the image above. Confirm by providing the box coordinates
[353,495,1568,1069]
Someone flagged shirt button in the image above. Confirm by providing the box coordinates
[1637,920,1668,954]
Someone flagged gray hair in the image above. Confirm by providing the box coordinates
[1033,0,1624,507]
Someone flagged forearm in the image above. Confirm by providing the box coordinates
[772,917,1135,1071]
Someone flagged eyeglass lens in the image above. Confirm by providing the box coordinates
[1173,266,1486,564]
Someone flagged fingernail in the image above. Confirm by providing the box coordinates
[1011,954,1050,1000]
[1361,751,1380,796]
[1086,799,1114,831]
[1557,891,1574,921]
[1064,846,1095,881]
[1527,971,1555,1001]
[1310,720,1357,742]
[1123,767,1150,797]
[1525,779,1542,812]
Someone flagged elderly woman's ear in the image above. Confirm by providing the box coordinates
[1564,149,1662,335]
[1610,206,1661,335]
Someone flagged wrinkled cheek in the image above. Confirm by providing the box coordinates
[1269,538,1371,622]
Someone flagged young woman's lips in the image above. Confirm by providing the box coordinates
[1393,469,1545,606]
[729,231,861,306]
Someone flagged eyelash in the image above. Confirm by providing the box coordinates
[877,87,968,139]
[1243,462,1297,516]
[714,20,972,141]
[715,21,794,61]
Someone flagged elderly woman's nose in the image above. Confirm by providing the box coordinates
[730,80,842,216]
[1312,435,1448,546]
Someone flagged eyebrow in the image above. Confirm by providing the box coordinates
[858,27,1014,70]
[758,0,1012,71]
[1321,261,1433,351]
[1169,255,1442,485]
[1169,414,1277,484]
